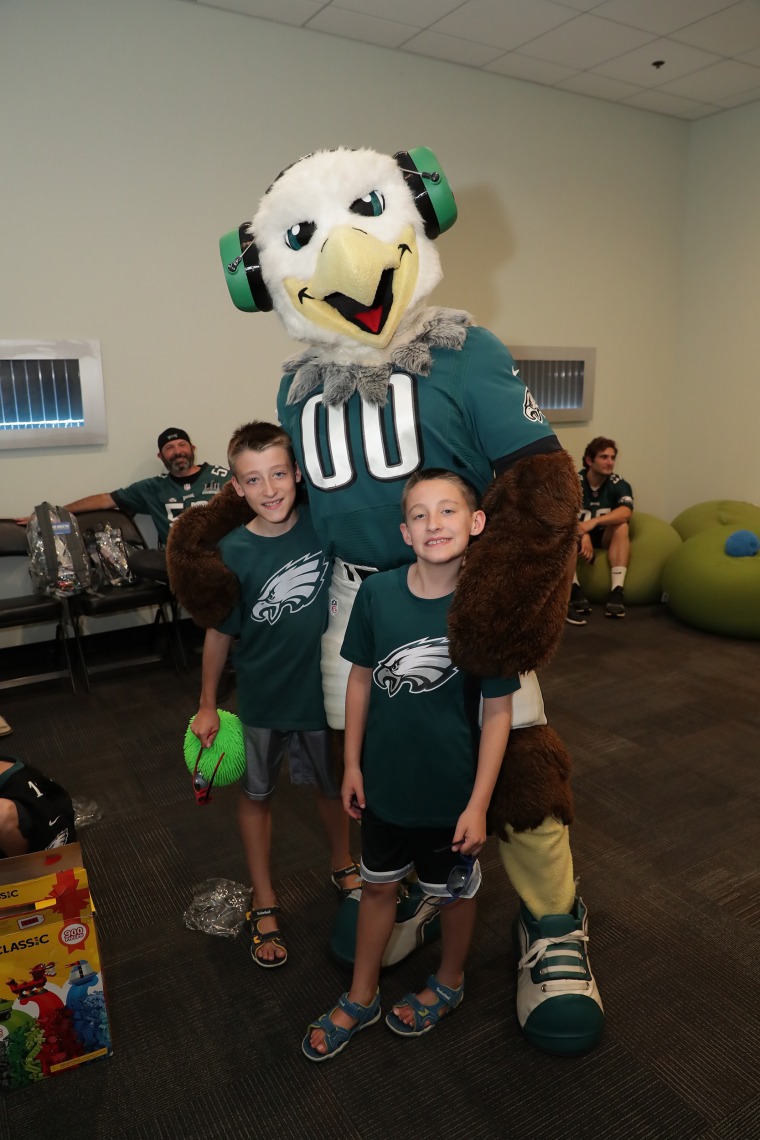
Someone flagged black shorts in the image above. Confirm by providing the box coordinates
[359,805,481,900]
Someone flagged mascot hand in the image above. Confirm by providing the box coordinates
[449,450,580,677]
[166,482,253,628]
[487,725,574,836]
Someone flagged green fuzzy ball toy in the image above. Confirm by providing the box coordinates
[184,710,246,788]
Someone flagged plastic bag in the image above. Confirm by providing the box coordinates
[27,503,92,597]
[84,523,138,588]
[183,878,250,937]
[71,796,103,829]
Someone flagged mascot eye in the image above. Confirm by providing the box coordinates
[350,191,385,218]
[285,222,316,251]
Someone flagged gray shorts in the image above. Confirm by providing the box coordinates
[242,726,339,801]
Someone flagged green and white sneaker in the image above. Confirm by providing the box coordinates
[513,897,604,1055]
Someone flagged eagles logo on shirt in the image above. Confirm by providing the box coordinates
[47,828,71,849]
[373,636,458,697]
[251,551,328,625]
[522,388,545,424]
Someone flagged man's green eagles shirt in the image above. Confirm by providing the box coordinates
[578,469,634,521]
[112,462,232,545]
[341,566,519,828]
[277,327,557,570]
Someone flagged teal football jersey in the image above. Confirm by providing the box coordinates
[579,470,634,521]
[278,326,557,570]
[112,462,232,544]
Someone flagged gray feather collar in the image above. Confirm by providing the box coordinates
[283,307,474,407]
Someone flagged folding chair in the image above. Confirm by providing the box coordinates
[69,509,187,690]
[0,519,76,691]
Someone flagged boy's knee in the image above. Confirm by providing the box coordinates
[361,879,398,901]
[240,788,275,807]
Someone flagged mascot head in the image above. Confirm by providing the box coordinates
[220,146,457,354]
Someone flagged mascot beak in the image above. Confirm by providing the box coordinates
[283,223,419,348]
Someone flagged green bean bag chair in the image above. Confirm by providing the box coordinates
[671,500,760,541]
[576,511,682,605]
[663,525,760,639]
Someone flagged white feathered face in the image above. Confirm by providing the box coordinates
[250,148,443,350]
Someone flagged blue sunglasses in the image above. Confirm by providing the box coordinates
[434,846,477,906]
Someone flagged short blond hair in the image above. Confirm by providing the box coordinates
[227,421,294,475]
[401,468,479,519]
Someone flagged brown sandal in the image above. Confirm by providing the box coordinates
[250,905,288,968]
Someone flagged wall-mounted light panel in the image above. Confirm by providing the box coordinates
[0,340,106,449]
[511,346,596,423]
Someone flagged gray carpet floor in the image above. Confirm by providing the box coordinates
[0,604,758,1139]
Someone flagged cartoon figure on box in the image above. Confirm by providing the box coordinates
[65,958,111,1053]
[0,957,109,1086]
[7,962,62,1016]
[1,965,72,1084]
[168,146,604,1054]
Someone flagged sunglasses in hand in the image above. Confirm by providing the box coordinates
[434,843,478,906]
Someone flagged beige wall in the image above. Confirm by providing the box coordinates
[0,0,755,617]
[676,101,760,511]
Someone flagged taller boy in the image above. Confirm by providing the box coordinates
[191,422,359,967]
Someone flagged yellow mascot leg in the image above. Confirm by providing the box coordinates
[499,816,604,1056]
[498,818,575,918]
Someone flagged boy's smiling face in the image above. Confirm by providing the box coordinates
[400,477,485,564]
[232,444,301,535]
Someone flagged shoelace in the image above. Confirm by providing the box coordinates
[518,928,591,992]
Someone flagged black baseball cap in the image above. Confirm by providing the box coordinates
[157,427,191,451]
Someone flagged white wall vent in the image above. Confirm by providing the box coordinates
[511,346,595,423]
[0,340,107,449]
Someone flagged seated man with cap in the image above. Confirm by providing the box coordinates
[62,427,233,581]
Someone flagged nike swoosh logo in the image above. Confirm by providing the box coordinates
[48,817,60,827]
[512,365,520,377]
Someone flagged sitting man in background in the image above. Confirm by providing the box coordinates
[63,428,232,581]
[567,436,634,624]
[0,755,75,857]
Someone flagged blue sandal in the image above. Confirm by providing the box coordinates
[385,974,463,1037]
[302,991,381,1061]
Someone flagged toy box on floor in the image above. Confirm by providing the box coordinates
[0,843,111,1089]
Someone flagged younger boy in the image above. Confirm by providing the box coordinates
[303,469,517,1059]
[191,422,360,968]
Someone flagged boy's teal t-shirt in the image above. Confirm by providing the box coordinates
[341,566,519,828]
[217,508,329,731]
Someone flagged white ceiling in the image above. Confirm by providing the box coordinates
[189,0,760,120]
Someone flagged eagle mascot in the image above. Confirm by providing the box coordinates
[168,146,604,1055]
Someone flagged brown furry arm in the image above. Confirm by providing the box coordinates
[448,450,580,676]
[166,482,253,628]
[486,725,574,838]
